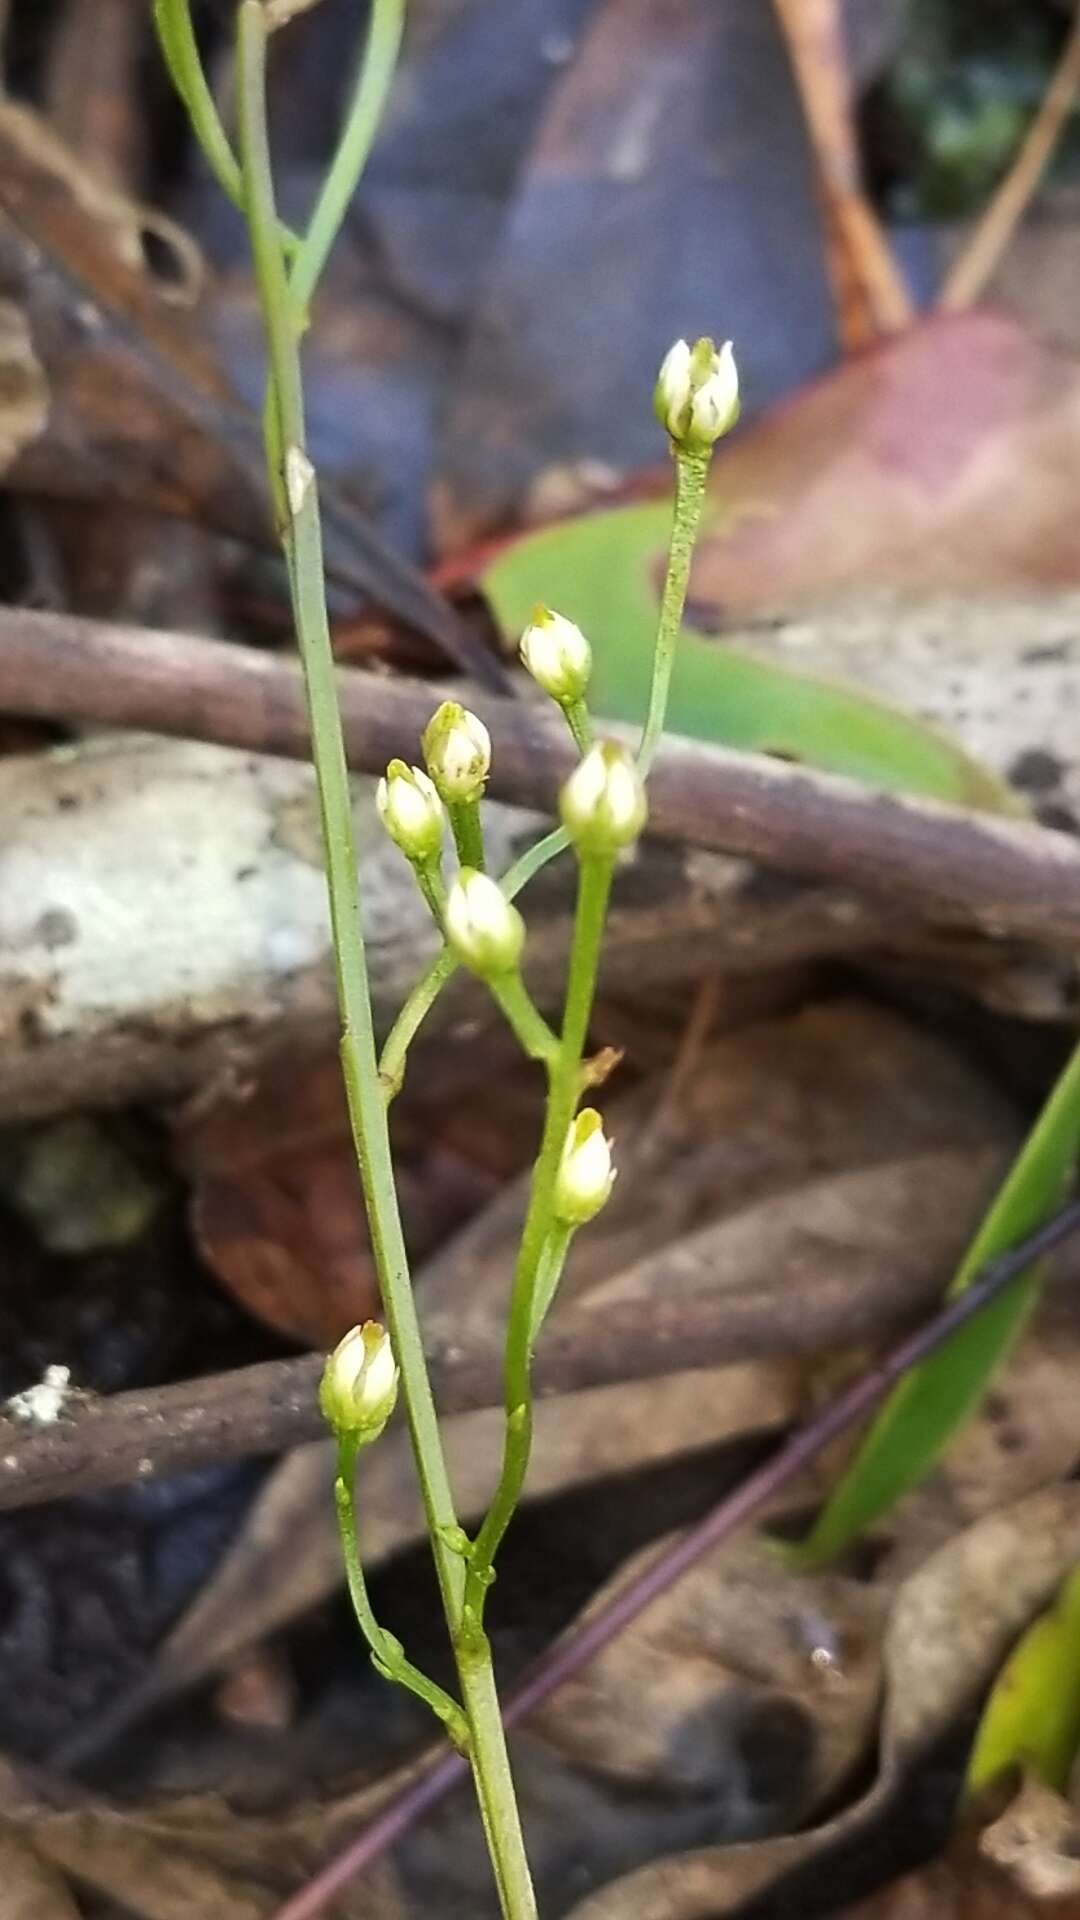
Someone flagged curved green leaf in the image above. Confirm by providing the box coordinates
[794,1041,1080,1569]
[481,501,1019,811]
[966,1561,1080,1799]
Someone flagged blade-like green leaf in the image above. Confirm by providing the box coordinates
[965,1561,1080,1799]
[481,501,1019,810]
[794,1041,1080,1569]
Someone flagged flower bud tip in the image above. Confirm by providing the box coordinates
[320,1322,399,1441]
[376,760,444,864]
[422,701,491,805]
[559,741,646,855]
[554,1109,615,1225]
[520,606,592,705]
[654,337,739,450]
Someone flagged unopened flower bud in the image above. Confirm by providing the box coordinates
[422,702,491,805]
[554,1109,615,1225]
[376,760,444,864]
[520,607,591,705]
[559,741,646,855]
[444,867,524,978]
[654,337,739,451]
[320,1322,399,1441]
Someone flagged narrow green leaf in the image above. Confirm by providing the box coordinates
[794,1041,1080,1569]
[481,502,1019,811]
[966,1561,1080,1799]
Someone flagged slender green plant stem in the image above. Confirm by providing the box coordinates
[335,1439,469,1746]
[286,0,405,318]
[154,0,300,251]
[527,1223,574,1342]
[379,946,456,1096]
[450,798,487,872]
[464,855,614,1619]
[503,826,572,896]
[236,0,461,1624]
[563,698,593,756]
[638,447,710,772]
[378,828,574,1093]
[235,16,535,1916]
[154,0,244,206]
[490,972,560,1066]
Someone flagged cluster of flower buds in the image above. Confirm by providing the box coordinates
[554,1108,615,1225]
[320,1321,399,1442]
[560,741,646,855]
[421,702,491,806]
[519,606,591,707]
[445,867,525,979]
[654,337,739,452]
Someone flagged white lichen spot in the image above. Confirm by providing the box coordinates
[6,1363,72,1425]
[285,444,314,519]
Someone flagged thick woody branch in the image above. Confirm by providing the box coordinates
[0,605,1078,948]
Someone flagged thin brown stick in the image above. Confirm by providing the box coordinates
[941,4,1080,311]
[269,1192,1080,1920]
[770,0,912,345]
[0,1241,954,1513]
[0,605,1078,949]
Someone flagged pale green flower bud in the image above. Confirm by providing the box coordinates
[654,337,739,450]
[445,867,524,978]
[422,701,492,805]
[559,741,646,855]
[320,1322,399,1441]
[520,606,592,705]
[376,760,444,864]
[554,1109,615,1226]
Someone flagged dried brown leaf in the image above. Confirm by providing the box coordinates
[566,1486,1080,1920]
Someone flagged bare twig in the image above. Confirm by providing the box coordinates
[770,0,912,345]
[0,1224,972,1512]
[0,606,1078,948]
[941,3,1080,311]
[269,1192,1080,1920]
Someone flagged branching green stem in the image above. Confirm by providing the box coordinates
[379,827,575,1094]
[234,16,535,1914]
[154,0,300,251]
[638,447,710,772]
[489,972,560,1066]
[335,1438,469,1748]
[528,1223,574,1342]
[287,0,405,318]
[464,855,613,1625]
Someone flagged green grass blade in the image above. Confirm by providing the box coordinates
[794,1041,1080,1569]
[965,1561,1080,1799]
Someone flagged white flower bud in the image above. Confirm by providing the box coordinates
[559,741,647,855]
[422,701,491,805]
[445,867,525,977]
[519,606,592,705]
[553,1109,615,1226]
[320,1322,399,1441]
[376,760,444,864]
[654,337,739,450]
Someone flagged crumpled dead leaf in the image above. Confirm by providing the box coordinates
[839,1775,1080,1918]
[528,1531,886,1832]
[0,1830,81,1920]
[565,1484,1080,1920]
